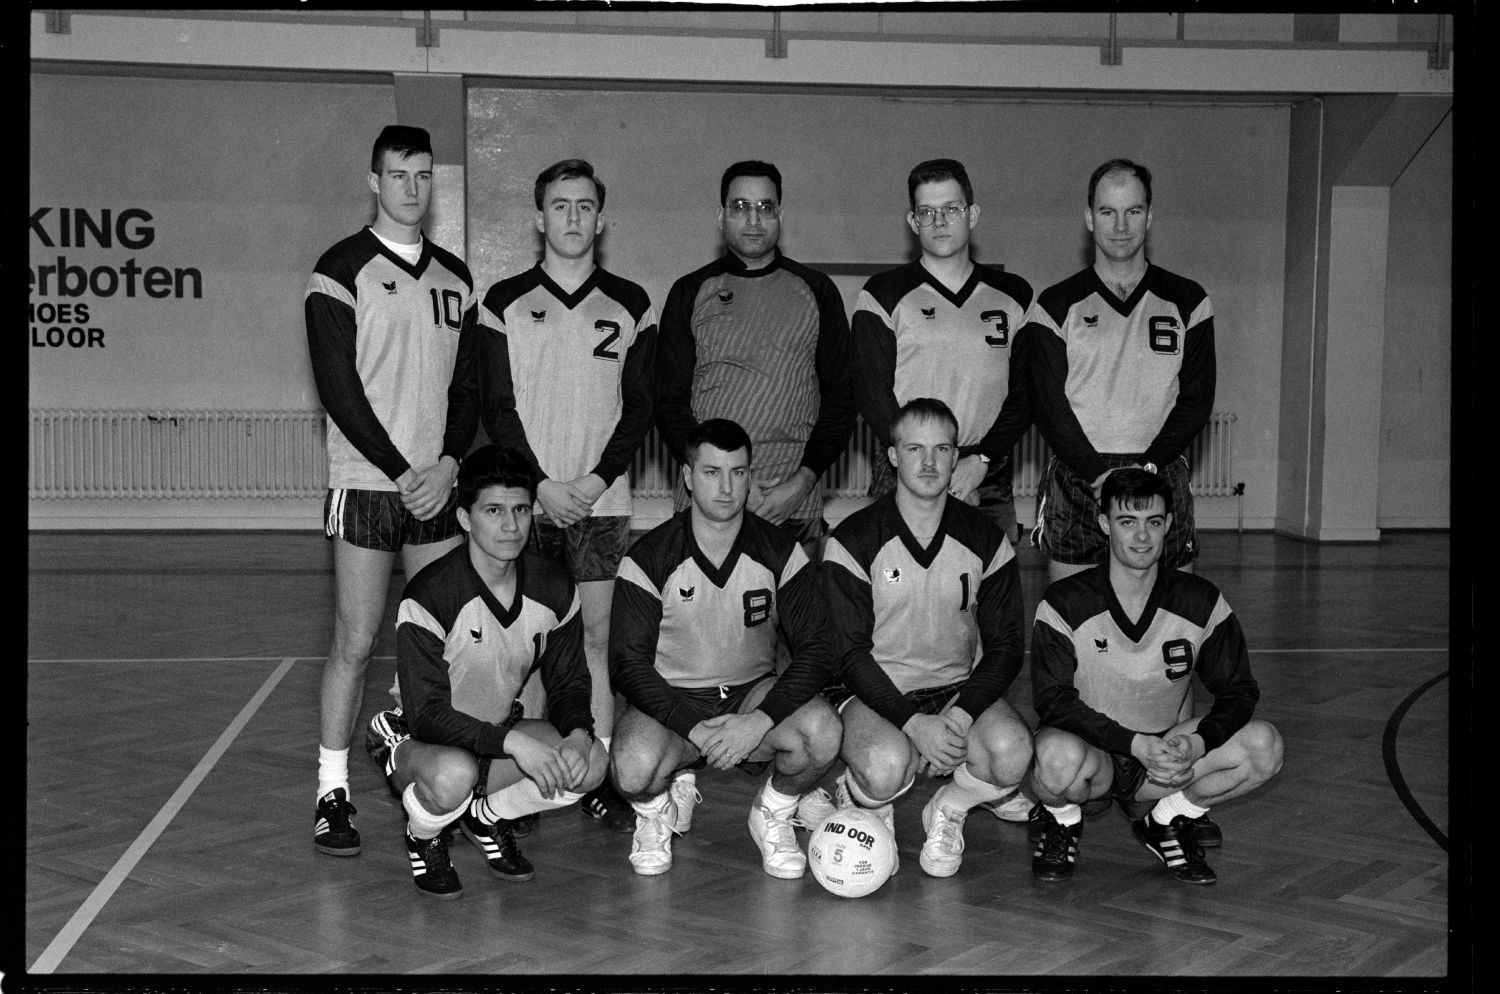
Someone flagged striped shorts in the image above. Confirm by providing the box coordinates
[323,487,462,553]
[1034,454,1197,569]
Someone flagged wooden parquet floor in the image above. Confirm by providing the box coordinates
[20,529,1459,989]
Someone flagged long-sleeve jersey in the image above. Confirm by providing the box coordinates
[822,493,1025,731]
[1024,263,1215,483]
[305,228,480,490]
[395,545,593,758]
[1030,564,1258,755]
[476,264,657,517]
[655,250,855,521]
[609,510,836,741]
[851,260,1035,460]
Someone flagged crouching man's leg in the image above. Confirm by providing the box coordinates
[611,703,699,876]
[740,688,843,879]
[387,740,480,900]
[920,698,1034,878]
[1130,718,1284,886]
[1027,726,1115,882]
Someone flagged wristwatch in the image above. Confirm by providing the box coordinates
[977,453,991,464]
[1142,461,1158,475]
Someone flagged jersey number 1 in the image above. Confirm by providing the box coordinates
[429,288,464,331]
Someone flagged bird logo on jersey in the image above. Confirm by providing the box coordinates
[883,567,902,584]
[530,310,547,322]
[470,628,483,644]
[1094,637,1109,652]
[717,291,734,305]
[1083,314,1099,327]
[679,585,696,602]
[920,307,936,319]
[382,281,398,294]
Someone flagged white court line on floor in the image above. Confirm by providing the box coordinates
[29,656,298,975]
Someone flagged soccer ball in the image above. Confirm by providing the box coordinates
[807,807,896,898]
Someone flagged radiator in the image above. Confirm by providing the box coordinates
[28,409,327,499]
[631,412,1239,500]
[30,410,1237,501]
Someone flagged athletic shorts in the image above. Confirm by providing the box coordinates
[527,515,631,583]
[1034,454,1197,568]
[870,453,1017,541]
[323,487,462,553]
[819,679,965,719]
[671,674,779,775]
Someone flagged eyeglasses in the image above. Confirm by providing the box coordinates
[911,203,970,226]
[725,199,781,220]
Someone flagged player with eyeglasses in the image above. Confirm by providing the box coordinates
[656,159,855,552]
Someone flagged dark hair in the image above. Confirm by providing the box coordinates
[907,158,973,210]
[1099,467,1173,517]
[1087,158,1153,209]
[533,158,606,212]
[720,160,783,205]
[684,418,753,465]
[370,125,433,174]
[891,397,959,445]
[456,445,538,510]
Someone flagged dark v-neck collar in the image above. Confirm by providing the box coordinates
[1090,262,1151,318]
[366,227,430,278]
[1103,565,1168,644]
[892,497,949,569]
[685,515,745,589]
[467,549,524,628]
[534,263,601,310]
[919,261,980,308]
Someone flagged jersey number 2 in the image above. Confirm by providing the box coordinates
[593,320,622,361]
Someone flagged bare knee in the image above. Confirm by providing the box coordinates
[1031,728,1093,801]
[969,716,1034,787]
[1239,720,1284,780]
[579,740,609,793]
[784,700,842,770]
[416,751,478,812]
[845,737,911,801]
[610,734,672,800]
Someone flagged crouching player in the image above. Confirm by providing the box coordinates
[609,418,842,879]
[365,445,608,899]
[1028,468,1283,885]
[812,398,1032,877]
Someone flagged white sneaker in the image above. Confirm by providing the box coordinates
[984,789,1032,823]
[629,795,677,876]
[919,794,968,878]
[793,771,851,829]
[747,787,807,879]
[669,772,702,834]
[867,801,899,875]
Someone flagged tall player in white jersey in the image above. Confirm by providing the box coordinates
[477,159,657,834]
[304,125,479,857]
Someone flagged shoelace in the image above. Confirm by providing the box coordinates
[759,805,799,851]
[933,808,963,848]
[1171,818,1208,866]
[638,812,671,846]
[1038,819,1074,860]
[417,835,452,873]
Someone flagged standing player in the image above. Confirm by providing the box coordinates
[304,124,479,857]
[816,398,1031,878]
[364,445,608,899]
[478,159,656,834]
[851,158,1035,543]
[1027,469,1282,885]
[656,160,855,548]
[609,419,842,879]
[1024,158,1215,585]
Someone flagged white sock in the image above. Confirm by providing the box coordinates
[403,783,466,840]
[598,736,611,751]
[1046,802,1082,827]
[846,773,913,809]
[317,746,349,799]
[474,778,584,823]
[936,763,1007,812]
[1151,791,1208,826]
[631,790,672,817]
[759,778,800,813]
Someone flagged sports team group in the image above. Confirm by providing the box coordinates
[305,124,1284,901]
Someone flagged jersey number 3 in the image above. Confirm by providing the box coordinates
[593,319,622,361]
